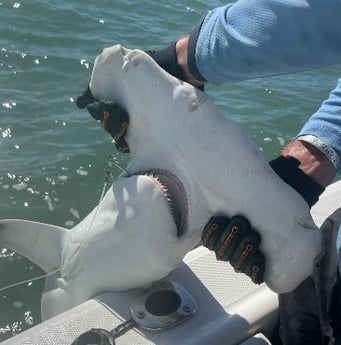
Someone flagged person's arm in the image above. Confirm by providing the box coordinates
[296,78,341,177]
[271,79,341,190]
[176,33,341,185]
[185,0,341,85]
[173,1,341,188]
[280,140,337,187]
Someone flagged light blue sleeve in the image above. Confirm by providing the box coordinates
[188,0,341,171]
[192,0,341,84]
[297,78,341,171]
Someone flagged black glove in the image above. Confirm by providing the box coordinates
[202,215,265,284]
[146,44,205,91]
[269,155,325,208]
[146,44,186,82]
[87,100,130,153]
[202,155,325,285]
[76,88,130,153]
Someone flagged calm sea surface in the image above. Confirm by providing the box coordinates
[0,0,340,341]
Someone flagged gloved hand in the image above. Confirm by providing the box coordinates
[201,155,325,285]
[76,88,130,153]
[146,44,186,83]
[202,215,265,284]
[76,43,204,148]
[146,43,205,91]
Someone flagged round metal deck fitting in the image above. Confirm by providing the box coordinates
[130,280,197,331]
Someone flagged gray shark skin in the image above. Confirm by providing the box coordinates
[0,45,323,319]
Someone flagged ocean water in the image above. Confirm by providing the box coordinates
[0,0,340,341]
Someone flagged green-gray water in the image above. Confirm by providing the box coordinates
[0,0,340,341]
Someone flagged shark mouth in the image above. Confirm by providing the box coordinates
[143,169,188,237]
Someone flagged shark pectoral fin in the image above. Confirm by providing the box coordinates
[0,219,66,273]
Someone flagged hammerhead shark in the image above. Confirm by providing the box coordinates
[0,45,324,320]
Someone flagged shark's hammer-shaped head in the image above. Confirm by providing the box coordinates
[84,45,204,238]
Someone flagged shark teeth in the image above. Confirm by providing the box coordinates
[142,169,188,237]
[145,174,168,194]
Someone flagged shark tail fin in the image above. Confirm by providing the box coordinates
[0,219,67,273]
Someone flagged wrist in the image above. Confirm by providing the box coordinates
[269,154,325,207]
[175,37,205,88]
[281,140,336,187]
[297,134,341,173]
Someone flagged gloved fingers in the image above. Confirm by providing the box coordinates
[202,215,265,284]
[115,137,130,153]
[201,216,230,251]
[76,86,130,153]
[86,101,106,121]
[229,230,261,269]
[214,215,251,261]
[241,251,265,284]
[76,86,95,109]
[86,101,130,153]
[229,230,261,270]
[202,215,249,258]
